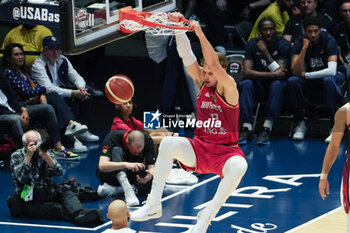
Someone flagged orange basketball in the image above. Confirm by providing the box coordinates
[105,75,134,104]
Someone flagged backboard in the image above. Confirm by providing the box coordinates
[60,0,179,55]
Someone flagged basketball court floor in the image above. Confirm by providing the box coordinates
[0,133,347,233]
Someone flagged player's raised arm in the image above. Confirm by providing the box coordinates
[168,12,202,91]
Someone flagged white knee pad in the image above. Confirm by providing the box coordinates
[222,156,248,179]
[158,136,196,167]
[158,136,190,154]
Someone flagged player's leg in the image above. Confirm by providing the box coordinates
[130,136,196,221]
[341,175,350,233]
[189,156,247,233]
[346,214,350,233]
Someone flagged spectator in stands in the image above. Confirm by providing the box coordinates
[102,200,136,233]
[97,130,156,207]
[283,0,335,43]
[238,17,291,145]
[0,73,79,160]
[31,36,99,143]
[0,24,53,65]
[286,16,346,142]
[334,1,350,67]
[111,100,174,146]
[7,130,104,225]
[3,43,89,153]
[248,0,294,40]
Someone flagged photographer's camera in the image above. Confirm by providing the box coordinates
[33,141,51,152]
[137,169,147,178]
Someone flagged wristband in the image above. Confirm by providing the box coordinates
[267,61,280,72]
[72,90,77,101]
[320,173,328,180]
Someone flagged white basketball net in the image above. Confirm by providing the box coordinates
[120,12,191,36]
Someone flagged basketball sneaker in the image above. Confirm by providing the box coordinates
[325,131,332,143]
[256,127,271,145]
[183,209,213,233]
[69,137,88,153]
[97,183,122,197]
[125,189,140,207]
[293,121,306,140]
[238,127,254,145]
[53,147,80,160]
[65,121,88,136]
[130,197,162,221]
[77,131,99,142]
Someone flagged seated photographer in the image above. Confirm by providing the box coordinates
[97,130,156,207]
[8,130,104,226]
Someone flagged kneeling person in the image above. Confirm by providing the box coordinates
[97,130,156,206]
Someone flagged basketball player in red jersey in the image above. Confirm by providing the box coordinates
[130,12,248,233]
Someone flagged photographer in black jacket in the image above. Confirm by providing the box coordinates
[97,130,156,207]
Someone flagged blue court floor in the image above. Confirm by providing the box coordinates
[0,136,345,233]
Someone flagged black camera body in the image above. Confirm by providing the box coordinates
[137,169,147,178]
[34,141,51,152]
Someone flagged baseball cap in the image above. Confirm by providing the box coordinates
[43,36,61,48]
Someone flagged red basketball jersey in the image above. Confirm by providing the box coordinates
[195,85,239,144]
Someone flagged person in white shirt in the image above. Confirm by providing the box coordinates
[31,36,100,144]
[102,200,136,233]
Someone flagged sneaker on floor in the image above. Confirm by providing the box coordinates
[183,209,212,233]
[53,147,80,160]
[125,190,140,207]
[325,133,332,143]
[69,137,87,153]
[256,127,271,145]
[238,127,254,145]
[76,131,99,142]
[293,121,306,140]
[65,121,88,136]
[130,197,162,221]
[97,183,121,197]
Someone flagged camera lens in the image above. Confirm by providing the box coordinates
[34,141,51,152]
[137,170,147,178]
[39,141,51,152]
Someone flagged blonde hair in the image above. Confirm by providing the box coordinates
[201,52,228,69]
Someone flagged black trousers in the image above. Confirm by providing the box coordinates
[46,92,75,148]
[65,95,95,127]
